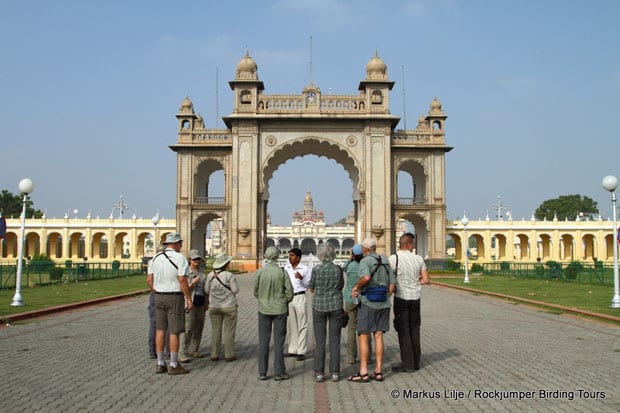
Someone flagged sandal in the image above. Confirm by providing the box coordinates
[370,371,384,381]
[347,372,370,383]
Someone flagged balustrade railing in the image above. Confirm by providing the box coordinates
[397,197,427,205]
[194,196,226,205]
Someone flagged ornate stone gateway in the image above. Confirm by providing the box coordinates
[171,52,452,271]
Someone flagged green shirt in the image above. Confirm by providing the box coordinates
[358,252,396,309]
[253,262,293,315]
[309,261,344,312]
[343,259,360,305]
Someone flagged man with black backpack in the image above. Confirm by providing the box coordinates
[348,238,395,383]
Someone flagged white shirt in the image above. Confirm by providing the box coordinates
[150,248,190,293]
[284,261,311,293]
[388,250,426,300]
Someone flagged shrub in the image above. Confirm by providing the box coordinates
[565,261,584,280]
[50,267,64,282]
[65,260,73,268]
[545,260,561,279]
[471,263,483,273]
[500,262,510,271]
[28,254,55,272]
[445,259,462,271]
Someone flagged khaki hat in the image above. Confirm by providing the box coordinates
[189,249,202,260]
[213,253,232,269]
[362,238,377,249]
[163,233,183,244]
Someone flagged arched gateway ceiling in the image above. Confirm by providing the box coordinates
[261,137,360,200]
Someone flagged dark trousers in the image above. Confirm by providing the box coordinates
[312,309,342,374]
[393,297,421,370]
[257,312,287,376]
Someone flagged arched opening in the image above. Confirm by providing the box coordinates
[469,234,485,261]
[262,138,360,259]
[582,234,595,261]
[195,213,225,258]
[492,234,507,261]
[396,160,426,205]
[394,214,428,258]
[91,232,108,259]
[195,159,225,205]
[25,232,40,258]
[69,232,85,259]
[538,234,552,261]
[278,238,292,253]
[47,232,63,259]
[114,232,128,259]
[514,234,530,261]
[1,232,18,258]
[301,238,317,255]
[136,232,151,259]
[560,234,574,261]
[604,234,614,260]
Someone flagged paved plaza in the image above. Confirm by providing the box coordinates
[1,274,619,412]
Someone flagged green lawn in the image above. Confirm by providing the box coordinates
[0,274,148,318]
[435,274,620,323]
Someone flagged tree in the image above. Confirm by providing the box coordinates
[0,189,43,218]
[534,194,598,221]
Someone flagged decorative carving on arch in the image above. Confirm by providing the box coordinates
[261,136,361,198]
[193,157,225,176]
[192,211,225,231]
[346,135,358,147]
[265,135,277,147]
[395,156,428,177]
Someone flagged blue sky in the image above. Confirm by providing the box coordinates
[1,0,618,225]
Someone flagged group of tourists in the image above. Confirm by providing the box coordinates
[254,233,430,382]
[147,231,429,382]
[146,233,239,375]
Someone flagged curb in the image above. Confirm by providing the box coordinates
[1,289,150,325]
[432,281,620,323]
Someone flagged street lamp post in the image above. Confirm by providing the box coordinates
[461,214,470,283]
[11,178,35,307]
[152,213,160,249]
[602,175,619,308]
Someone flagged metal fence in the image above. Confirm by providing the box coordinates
[481,262,615,286]
[0,262,144,290]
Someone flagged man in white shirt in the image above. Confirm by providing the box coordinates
[283,248,311,361]
[388,232,430,373]
[148,232,192,375]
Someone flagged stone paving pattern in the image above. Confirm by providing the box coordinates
[1,274,619,412]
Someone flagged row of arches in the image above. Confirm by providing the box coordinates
[1,230,172,262]
[265,238,356,256]
[448,229,617,263]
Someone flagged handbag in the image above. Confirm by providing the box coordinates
[192,293,205,306]
[340,309,349,328]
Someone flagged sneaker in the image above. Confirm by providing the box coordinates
[179,356,192,363]
[168,364,190,375]
[155,364,167,374]
[188,352,203,358]
[225,356,238,362]
[274,373,290,381]
[331,373,340,382]
[149,354,157,360]
[258,375,268,381]
[210,357,220,362]
[315,373,325,382]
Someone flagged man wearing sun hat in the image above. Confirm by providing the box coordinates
[151,232,192,375]
[254,246,294,381]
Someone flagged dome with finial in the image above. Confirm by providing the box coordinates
[235,49,258,80]
[365,50,387,80]
[429,97,443,115]
[179,96,194,114]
